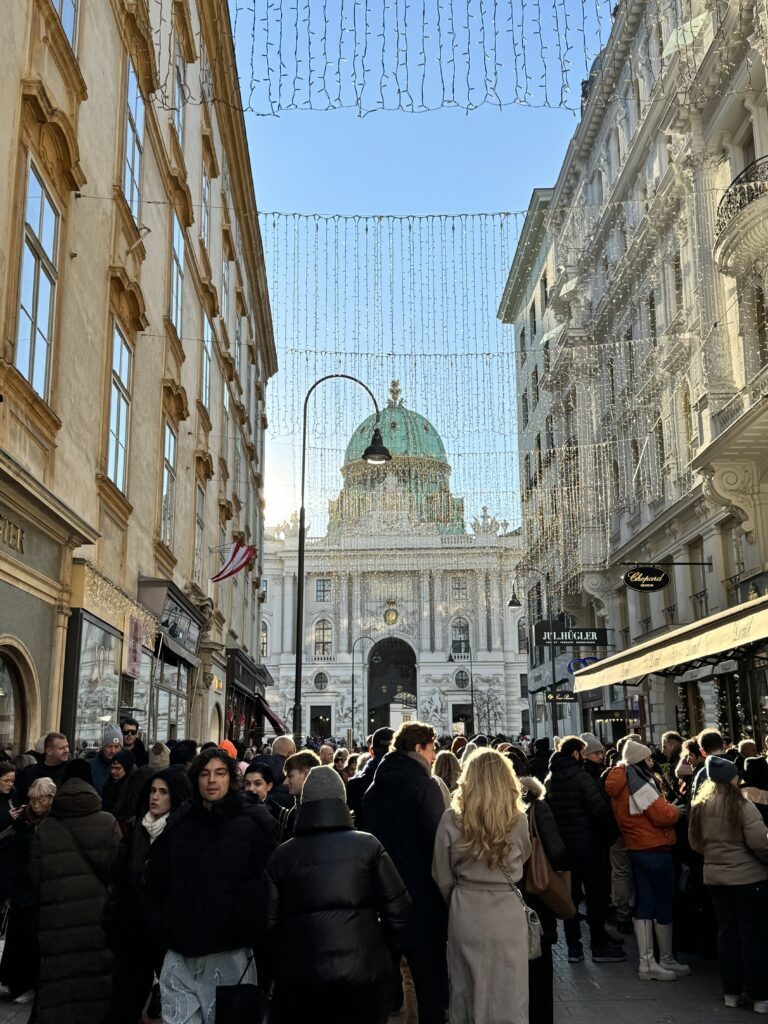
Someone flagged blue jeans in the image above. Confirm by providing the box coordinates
[628,849,674,924]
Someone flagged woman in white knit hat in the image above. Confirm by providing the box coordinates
[605,739,689,982]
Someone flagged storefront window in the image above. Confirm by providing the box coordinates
[75,619,122,749]
[0,654,21,756]
[151,653,190,742]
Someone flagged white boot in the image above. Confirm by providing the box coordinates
[654,922,691,977]
[634,919,676,981]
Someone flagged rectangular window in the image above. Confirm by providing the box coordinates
[170,213,184,336]
[200,41,213,103]
[234,433,241,495]
[161,422,177,547]
[648,290,657,343]
[193,483,205,583]
[316,578,332,602]
[201,166,211,249]
[173,35,186,144]
[221,252,229,326]
[451,577,468,599]
[222,156,229,196]
[530,301,537,336]
[541,274,548,309]
[201,316,212,409]
[234,315,242,371]
[53,0,78,47]
[16,165,59,398]
[672,253,683,315]
[520,673,528,698]
[123,60,144,223]
[107,324,132,492]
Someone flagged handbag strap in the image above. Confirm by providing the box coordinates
[236,954,255,986]
[499,863,528,911]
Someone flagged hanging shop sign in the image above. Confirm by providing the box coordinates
[545,692,578,703]
[123,615,144,679]
[533,621,609,647]
[623,566,670,593]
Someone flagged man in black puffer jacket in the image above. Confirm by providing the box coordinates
[362,722,448,1024]
[346,726,393,826]
[261,765,411,1022]
[528,737,551,782]
[545,735,624,965]
[145,748,278,1021]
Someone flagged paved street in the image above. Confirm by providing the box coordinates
[0,933,741,1024]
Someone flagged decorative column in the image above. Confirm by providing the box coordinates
[419,571,430,650]
[282,573,294,654]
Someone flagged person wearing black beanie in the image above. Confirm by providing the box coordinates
[101,750,135,816]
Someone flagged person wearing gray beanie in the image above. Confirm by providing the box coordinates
[262,759,411,1022]
[689,753,768,1011]
[148,742,171,770]
[89,725,123,796]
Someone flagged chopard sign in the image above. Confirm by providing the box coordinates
[623,566,670,592]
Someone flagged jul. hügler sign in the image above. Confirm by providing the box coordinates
[533,621,609,646]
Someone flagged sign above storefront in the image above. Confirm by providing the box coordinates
[623,566,670,592]
[124,616,144,679]
[533,620,609,647]
[545,692,578,703]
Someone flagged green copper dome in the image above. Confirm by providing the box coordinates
[345,381,447,464]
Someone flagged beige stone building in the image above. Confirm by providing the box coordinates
[0,0,277,755]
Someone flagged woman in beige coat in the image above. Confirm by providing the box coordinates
[432,748,532,1024]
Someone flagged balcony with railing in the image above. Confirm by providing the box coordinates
[714,158,768,278]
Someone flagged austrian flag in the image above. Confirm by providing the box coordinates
[210,541,256,583]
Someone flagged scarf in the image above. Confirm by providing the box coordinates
[142,810,169,843]
[623,762,661,815]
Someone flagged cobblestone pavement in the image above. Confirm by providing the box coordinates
[0,934,748,1024]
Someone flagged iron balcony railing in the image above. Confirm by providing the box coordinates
[715,157,768,237]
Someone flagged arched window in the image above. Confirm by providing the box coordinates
[314,672,329,691]
[455,670,470,689]
[260,620,268,659]
[451,618,470,654]
[314,619,332,656]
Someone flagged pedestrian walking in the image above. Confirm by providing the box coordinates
[89,725,123,796]
[120,718,148,767]
[13,732,70,804]
[144,747,278,1024]
[0,762,15,832]
[346,727,393,826]
[432,748,532,1024]
[605,739,689,981]
[261,765,411,1022]
[689,755,768,1011]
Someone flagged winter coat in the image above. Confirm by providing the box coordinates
[362,750,447,944]
[31,779,122,1024]
[0,792,12,833]
[432,808,532,1024]
[528,750,551,783]
[688,789,768,885]
[544,751,613,856]
[0,811,43,906]
[124,739,148,768]
[257,753,292,810]
[521,776,569,944]
[604,764,679,851]
[89,752,113,797]
[145,790,279,957]
[261,798,410,1000]
[346,754,381,824]
[13,760,68,805]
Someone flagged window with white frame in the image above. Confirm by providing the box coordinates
[234,314,241,371]
[16,165,59,398]
[161,421,177,547]
[201,166,211,249]
[200,41,213,103]
[316,578,331,602]
[193,483,205,583]
[262,578,268,600]
[314,620,332,656]
[172,35,186,143]
[221,251,229,325]
[221,156,229,196]
[451,618,470,654]
[170,213,184,336]
[107,324,132,492]
[53,0,78,47]
[260,620,268,658]
[201,316,212,409]
[451,577,468,600]
[123,60,144,223]
[234,433,241,495]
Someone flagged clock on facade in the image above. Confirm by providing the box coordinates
[384,608,399,625]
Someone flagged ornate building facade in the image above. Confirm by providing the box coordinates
[261,384,528,742]
[0,0,276,754]
[501,0,768,745]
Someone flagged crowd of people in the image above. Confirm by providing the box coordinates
[0,720,767,1024]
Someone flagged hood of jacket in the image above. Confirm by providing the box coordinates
[370,750,428,793]
[51,778,103,818]
[295,798,353,834]
[548,750,582,780]
[520,775,545,801]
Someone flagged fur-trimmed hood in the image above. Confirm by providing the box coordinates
[520,775,544,801]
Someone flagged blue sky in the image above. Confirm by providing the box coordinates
[245,101,578,524]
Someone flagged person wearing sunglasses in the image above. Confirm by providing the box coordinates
[120,718,148,767]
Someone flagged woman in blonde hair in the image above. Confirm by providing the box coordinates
[432,748,531,1024]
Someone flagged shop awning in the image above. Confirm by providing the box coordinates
[574,593,768,692]
[255,693,289,735]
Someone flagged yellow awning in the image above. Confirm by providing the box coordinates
[574,593,768,692]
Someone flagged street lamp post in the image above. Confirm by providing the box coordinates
[351,634,376,747]
[509,570,558,739]
[448,640,474,735]
[292,375,391,739]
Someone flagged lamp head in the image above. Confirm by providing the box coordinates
[447,653,455,663]
[508,591,522,609]
[362,427,392,465]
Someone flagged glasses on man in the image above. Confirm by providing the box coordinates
[122,728,138,736]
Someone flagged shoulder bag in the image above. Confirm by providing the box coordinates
[215,954,271,1024]
[524,806,576,920]
[499,863,542,960]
